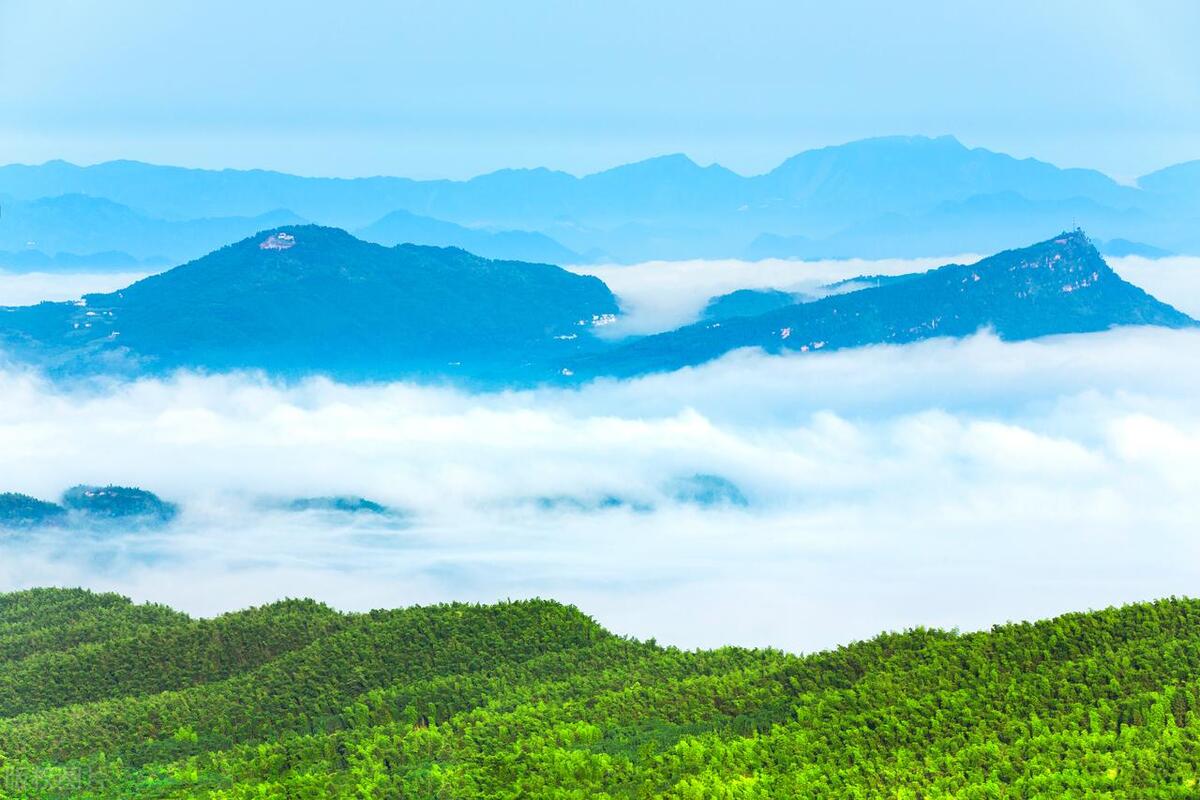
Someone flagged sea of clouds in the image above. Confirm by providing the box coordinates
[1,255,1198,652]
[0,270,151,306]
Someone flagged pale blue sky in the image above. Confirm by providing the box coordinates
[2,0,1198,180]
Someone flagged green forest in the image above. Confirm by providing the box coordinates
[1,588,1199,798]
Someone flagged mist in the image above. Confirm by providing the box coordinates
[0,269,151,306]
[572,253,1196,337]
[569,254,981,336]
[1,255,1198,652]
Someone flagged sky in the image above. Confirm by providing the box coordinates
[2,1,1199,180]
[1,254,1198,650]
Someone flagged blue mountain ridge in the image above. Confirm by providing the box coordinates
[0,228,1191,385]
[0,225,617,382]
[3,136,1197,261]
[355,209,583,264]
[0,194,304,262]
[569,230,1197,379]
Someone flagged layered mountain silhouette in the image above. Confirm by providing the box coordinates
[3,136,1198,262]
[0,226,617,381]
[0,193,303,263]
[570,230,1197,378]
[356,209,583,264]
[0,248,167,272]
[0,228,1191,384]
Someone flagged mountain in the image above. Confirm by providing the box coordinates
[1139,159,1200,209]
[0,486,177,529]
[701,288,803,321]
[0,139,1134,226]
[0,225,618,381]
[751,135,1135,226]
[746,190,1153,260]
[822,273,921,292]
[0,193,306,262]
[61,485,177,525]
[0,493,67,528]
[0,154,746,229]
[285,496,393,515]
[0,160,434,228]
[0,249,167,273]
[0,228,1188,385]
[356,209,583,264]
[5,136,1195,262]
[2,588,1200,796]
[1099,238,1175,259]
[574,231,1196,378]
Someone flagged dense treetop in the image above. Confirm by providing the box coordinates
[1,588,1199,797]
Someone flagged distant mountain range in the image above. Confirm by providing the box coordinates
[0,227,1191,384]
[0,193,304,264]
[2,135,1198,265]
[0,248,169,272]
[356,209,584,264]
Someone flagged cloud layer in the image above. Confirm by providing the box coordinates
[0,270,150,306]
[0,256,1197,652]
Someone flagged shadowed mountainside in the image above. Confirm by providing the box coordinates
[572,230,1196,378]
[0,225,617,381]
[0,229,1191,385]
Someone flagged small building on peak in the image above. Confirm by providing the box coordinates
[259,232,296,250]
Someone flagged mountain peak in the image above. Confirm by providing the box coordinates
[589,153,703,178]
[0,227,618,382]
[853,133,965,149]
[573,231,1194,379]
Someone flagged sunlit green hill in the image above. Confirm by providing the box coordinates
[2,589,1200,797]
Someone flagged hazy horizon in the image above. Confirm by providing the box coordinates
[0,132,1194,185]
[4,1,1199,181]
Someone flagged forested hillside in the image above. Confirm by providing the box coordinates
[575,230,1197,378]
[0,226,617,382]
[2,589,1200,797]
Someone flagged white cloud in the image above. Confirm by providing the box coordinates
[1,326,1199,651]
[570,253,1200,339]
[569,254,982,336]
[1109,255,1200,318]
[0,270,151,306]
[0,256,1198,652]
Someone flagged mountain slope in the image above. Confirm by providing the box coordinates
[0,248,165,272]
[0,229,1188,385]
[0,139,1133,226]
[575,230,1196,378]
[1140,159,1200,208]
[754,135,1134,223]
[745,190,1152,259]
[2,590,1200,797]
[0,225,618,381]
[701,288,802,321]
